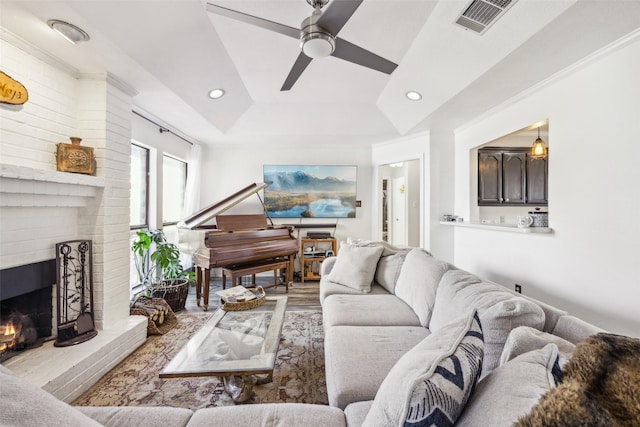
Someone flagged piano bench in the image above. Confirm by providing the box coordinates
[221,259,290,292]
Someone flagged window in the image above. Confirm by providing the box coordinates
[130,144,149,228]
[162,154,187,225]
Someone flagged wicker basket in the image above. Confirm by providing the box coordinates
[150,279,189,312]
[222,286,266,311]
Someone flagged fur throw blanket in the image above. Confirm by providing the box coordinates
[515,333,640,426]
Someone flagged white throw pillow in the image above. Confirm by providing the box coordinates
[500,326,575,367]
[374,252,407,294]
[327,243,384,293]
[346,237,413,257]
[456,344,562,427]
[394,248,449,327]
[363,310,484,427]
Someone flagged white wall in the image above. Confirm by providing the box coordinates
[453,32,640,337]
[199,142,373,244]
[0,32,136,328]
[372,133,428,247]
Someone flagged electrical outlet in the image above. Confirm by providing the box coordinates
[514,284,522,294]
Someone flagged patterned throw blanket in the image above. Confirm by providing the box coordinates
[516,333,640,426]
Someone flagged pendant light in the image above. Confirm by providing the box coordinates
[531,127,547,158]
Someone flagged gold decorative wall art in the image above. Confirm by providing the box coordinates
[0,71,29,105]
[56,137,96,175]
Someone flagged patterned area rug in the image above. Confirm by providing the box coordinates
[73,310,327,409]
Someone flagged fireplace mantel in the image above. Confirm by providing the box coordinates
[0,163,105,207]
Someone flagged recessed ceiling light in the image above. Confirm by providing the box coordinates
[47,19,90,44]
[208,88,225,99]
[406,91,422,101]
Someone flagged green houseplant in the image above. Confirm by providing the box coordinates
[131,229,193,311]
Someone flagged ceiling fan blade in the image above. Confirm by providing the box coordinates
[206,3,299,39]
[317,0,363,35]
[332,38,397,74]
[281,53,313,91]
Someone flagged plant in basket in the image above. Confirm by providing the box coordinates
[131,229,194,312]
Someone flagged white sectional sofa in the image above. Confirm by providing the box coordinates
[2,239,619,427]
[319,240,606,426]
[0,363,347,427]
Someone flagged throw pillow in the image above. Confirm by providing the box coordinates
[363,310,484,427]
[346,237,414,257]
[374,252,407,294]
[456,343,562,427]
[430,269,545,377]
[327,243,384,293]
[500,326,576,367]
[515,333,640,427]
[394,248,449,327]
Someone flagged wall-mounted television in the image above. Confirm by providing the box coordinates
[263,165,357,218]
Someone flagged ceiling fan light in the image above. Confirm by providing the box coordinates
[301,33,335,58]
[47,19,90,44]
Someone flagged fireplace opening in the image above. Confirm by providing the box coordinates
[0,260,55,362]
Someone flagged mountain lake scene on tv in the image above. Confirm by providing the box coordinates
[263,165,357,218]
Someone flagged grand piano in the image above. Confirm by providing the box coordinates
[178,182,299,310]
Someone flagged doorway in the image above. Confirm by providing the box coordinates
[379,159,420,247]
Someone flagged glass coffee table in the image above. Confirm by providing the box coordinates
[160,296,287,403]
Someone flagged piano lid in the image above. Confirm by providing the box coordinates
[180,182,270,229]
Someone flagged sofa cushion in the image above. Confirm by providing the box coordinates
[363,310,484,427]
[500,326,575,367]
[325,325,430,409]
[323,294,421,329]
[394,248,449,327]
[430,269,545,377]
[77,406,193,427]
[344,401,374,427]
[457,343,561,427]
[327,243,384,293]
[346,237,412,257]
[0,364,103,427]
[319,278,390,306]
[374,252,407,294]
[187,403,346,427]
[551,314,605,344]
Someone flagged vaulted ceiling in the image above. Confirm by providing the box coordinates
[2,0,640,146]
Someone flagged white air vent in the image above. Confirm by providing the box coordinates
[455,0,517,34]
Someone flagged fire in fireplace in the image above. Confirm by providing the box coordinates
[0,313,43,362]
[0,260,55,362]
[0,322,16,351]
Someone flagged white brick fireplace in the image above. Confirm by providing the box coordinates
[0,30,146,401]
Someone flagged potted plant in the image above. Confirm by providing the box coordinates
[131,229,193,312]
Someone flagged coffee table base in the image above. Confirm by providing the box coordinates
[222,372,273,403]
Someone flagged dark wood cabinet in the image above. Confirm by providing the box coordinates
[478,151,502,204]
[502,152,527,204]
[526,155,548,205]
[478,148,547,206]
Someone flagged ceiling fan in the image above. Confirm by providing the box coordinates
[206,0,398,91]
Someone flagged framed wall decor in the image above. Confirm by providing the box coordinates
[263,165,357,218]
